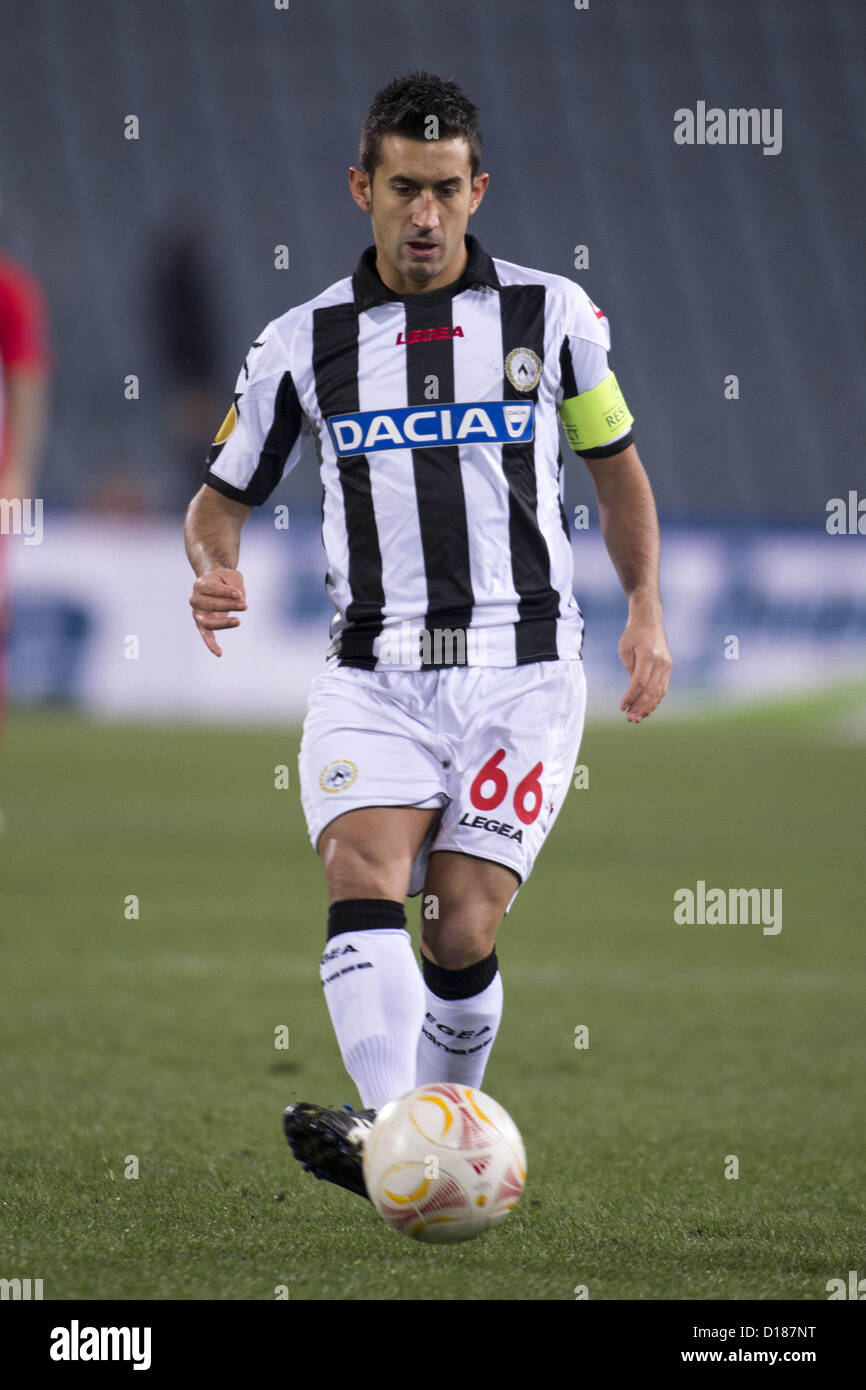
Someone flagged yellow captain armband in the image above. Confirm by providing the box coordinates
[558,371,633,454]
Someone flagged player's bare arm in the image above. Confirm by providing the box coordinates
[585,443,672,723]
[184,483,250,657]
[0,367,49,500]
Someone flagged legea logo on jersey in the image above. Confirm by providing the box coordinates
[326,402,534,457]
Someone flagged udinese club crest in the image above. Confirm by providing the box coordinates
[319,759,359,793]
[505,346,543,393]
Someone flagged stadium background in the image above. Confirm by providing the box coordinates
[1,0,864,1305]
[3,0,866,717]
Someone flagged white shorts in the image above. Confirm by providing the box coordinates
[298,659,586,898]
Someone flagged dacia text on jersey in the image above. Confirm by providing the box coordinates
[327,401,535,457]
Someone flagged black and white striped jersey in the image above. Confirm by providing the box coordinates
[203,234,634,670]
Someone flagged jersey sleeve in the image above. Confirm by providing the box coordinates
[556,284,634,459]
[202,320,305,505]
[0,263,51,372]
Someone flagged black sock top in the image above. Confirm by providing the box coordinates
[421,950,499,1000]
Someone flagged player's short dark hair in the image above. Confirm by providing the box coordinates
[360,72,482,181]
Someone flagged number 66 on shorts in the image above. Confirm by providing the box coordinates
[298,658,587,895]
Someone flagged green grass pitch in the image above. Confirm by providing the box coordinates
[1,690,864,1300]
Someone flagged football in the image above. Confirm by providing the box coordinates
[361,1083,527,1243]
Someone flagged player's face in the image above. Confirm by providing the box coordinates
[351,134,488,294]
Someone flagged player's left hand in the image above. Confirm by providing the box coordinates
[617,603,672,723]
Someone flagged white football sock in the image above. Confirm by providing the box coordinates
[415,970,504,1090]
[319,927,425,1111]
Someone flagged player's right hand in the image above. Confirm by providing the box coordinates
[189,568,247,657]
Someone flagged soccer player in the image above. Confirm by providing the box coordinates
[184,73,671,1200]
[0,193,51,821]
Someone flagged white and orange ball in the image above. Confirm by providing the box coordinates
[362,1083,527,1243]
